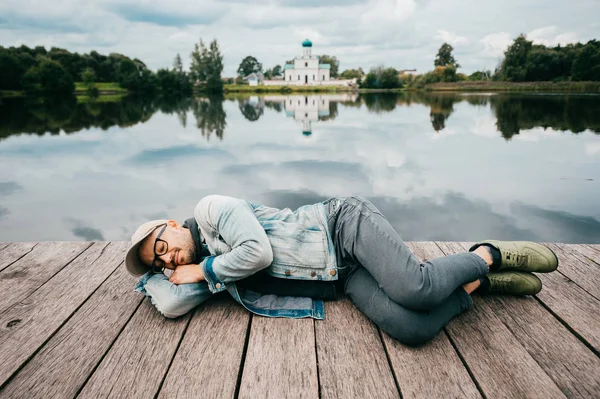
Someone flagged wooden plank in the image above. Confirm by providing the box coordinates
[0,264,141,398]
[436,241,566,399]
[583,244,600,260]
[0,241,92,314]
[157,298,250,399]
[487,295,600,398]
[536,271,600,352]
[0,241,125,388]
[544,243,600,300]
[378,242,481,399]
[569,243,600,265]
[0,242,36,272]
[238,316,318,399]
[315,299,399,399]
[77,301,191,399]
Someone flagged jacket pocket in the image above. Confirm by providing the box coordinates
[266,226,328,269]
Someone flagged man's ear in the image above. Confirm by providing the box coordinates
[167,219,181,230]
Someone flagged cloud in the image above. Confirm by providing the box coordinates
[479,32,512,58]
[528,26,579,46]
[435,30,468,46]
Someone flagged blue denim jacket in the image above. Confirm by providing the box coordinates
[190,195,338,319]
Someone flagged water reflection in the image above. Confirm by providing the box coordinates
[0,92,598,243]
[1,92,599,141]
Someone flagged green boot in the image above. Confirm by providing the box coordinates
[470,240,558,273]
[485,271,542,296]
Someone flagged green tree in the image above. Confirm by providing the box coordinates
[434,43,459,67]
[237,56,262,77]
[0,49,25,90]
[117,58,140,90]
[572,40,600,81]
[22,58,75,94]
[82,67,96,87]
[497,34,533,81]
[190,40,209,82]
[319,55,339,78]
[272,65,282,77]
[340,68,363,80]
[361,66,401,89]
[173,53,183,73]
[206,40,224,93]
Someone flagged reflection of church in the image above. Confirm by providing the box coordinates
[263,94,357,136]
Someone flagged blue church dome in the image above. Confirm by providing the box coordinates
[302,39,313,47]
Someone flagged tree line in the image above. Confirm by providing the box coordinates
[0,39,224,95]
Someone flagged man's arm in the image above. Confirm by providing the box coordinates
[194,195,273,293]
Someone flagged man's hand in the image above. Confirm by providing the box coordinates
[169,264,205,285]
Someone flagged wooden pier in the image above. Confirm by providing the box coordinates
[0,241,599,398]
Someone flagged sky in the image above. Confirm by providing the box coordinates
[0,0,599,76]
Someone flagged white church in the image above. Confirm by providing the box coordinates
[262,39,356,87]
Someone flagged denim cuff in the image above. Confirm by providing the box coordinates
[468,251,491,274]
[456,287,473,311]
[135,271,156,294]
[202,256,226,293]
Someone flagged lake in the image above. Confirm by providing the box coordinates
[0,92,598,243]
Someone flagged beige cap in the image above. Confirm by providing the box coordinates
[125,219,169,276]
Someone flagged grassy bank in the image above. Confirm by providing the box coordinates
[74,82,128,94]
[0,90,25,98]
[76,93,127,103]
[222,84,355,93]
[424,81,600,93]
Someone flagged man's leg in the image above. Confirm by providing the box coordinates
[344,266,472,346]
[136,272,214,318]
[332,197,490,311]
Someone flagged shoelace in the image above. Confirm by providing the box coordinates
[492,277,515,292]
[503,250,529,268]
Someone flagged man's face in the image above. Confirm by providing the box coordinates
[138,220,196,270]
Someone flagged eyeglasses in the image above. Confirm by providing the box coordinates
[150,224,169,273]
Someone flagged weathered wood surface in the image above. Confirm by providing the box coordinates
[238,315,318,399]
[0,241,91,314]
[0,263,141,398]
[0,241,599,399]
[158,298,250,399]
[316,299,399,399]
[0,242,36,272]
[0,242,124,389]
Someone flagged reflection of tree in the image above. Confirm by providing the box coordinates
[264,101,283,112]
[319,101,338,121]
[361,93,399,113]
[490,95,600,140]
[192,96,227,140]
[238,98,264,122]
[428,96,455,132]
[0,95,161,140]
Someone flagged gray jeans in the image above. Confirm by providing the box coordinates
[324,196,489,345]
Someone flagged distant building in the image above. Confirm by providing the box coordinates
[283,39,331,84]
[398,69,418,76]
[244,72,264,86]
[263,93,358,135]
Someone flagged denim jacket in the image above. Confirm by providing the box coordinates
[194,195,339,319]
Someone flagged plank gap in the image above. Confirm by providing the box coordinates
[377,327,403,399]
[314,319,322,399]
[153,309,195,399]
[0,242,97,317]
[0,257,122,392]
[442,328,487,399]
[0,242,38,273]
[73,296,145,399]
[233,313,253,399]
[533,295,600,359]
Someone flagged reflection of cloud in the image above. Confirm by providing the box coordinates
[369,192,600,243]
[0,181,22,196]
[585,143,600,156]
[72,226,105,241]
[0,207,8,219]
[125,145,230,165]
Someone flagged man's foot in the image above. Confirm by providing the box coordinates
[482,271,542,296]
[469,240,558,273]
